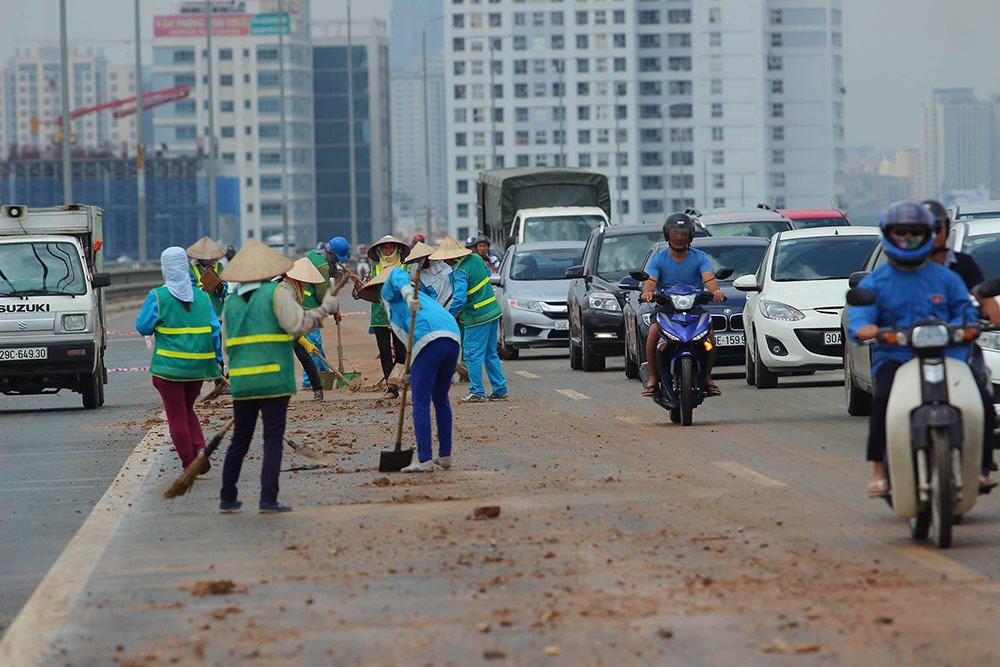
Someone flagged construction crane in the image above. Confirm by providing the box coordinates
[48,85,190,126]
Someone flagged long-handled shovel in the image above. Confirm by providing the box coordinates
[164,416,235,499]
[298,337,363,391]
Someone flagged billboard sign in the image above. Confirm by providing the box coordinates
[153,13,289,38]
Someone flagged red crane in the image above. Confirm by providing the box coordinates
[49,85,190,126]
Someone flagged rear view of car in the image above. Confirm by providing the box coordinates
[779,209,852,229]
[693,206,795,239]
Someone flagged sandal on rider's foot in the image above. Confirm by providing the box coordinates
[641,384,657,397]
[705,382,722,398]
[979,476,998,494]
[867,479,890,498]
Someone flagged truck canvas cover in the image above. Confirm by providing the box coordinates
[478,168,611,240]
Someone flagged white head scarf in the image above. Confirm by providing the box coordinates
[160,246,194,303]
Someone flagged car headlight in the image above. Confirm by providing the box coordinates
[760,300,805,321]
[670,293,697,310]
[508,299,542,313]
[910,324,949,349]
[62,314,87,331]
[641,312,652,327]
[980,331,1000,351]
[588,292,621,312]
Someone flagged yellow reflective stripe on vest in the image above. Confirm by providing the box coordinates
[229,363,282,377]
[473,295,497,309]
[155,325,212,335]
[155,349,216,360]
[467,276,490,295]
[227,333,294,346]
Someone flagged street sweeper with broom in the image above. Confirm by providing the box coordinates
[216,240,341,514]
[136,247,223,470]
[381,243,461,473]
[187,236,228,317]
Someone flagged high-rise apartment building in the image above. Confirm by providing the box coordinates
[444,0,845,240]
[312,19,392,245]
[920,88,994,196]
[151,0,315,248]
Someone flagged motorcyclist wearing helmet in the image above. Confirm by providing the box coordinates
[475,235,501,274]
[848,201,995,497]
[640,213,725,398]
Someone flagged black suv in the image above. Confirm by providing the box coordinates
[565,224,668,371]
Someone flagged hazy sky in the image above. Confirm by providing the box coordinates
[1,0,998,150]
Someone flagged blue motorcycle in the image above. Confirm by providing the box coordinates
[628,270,730,426]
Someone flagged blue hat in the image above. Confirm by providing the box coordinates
[329,237,350,262]
[878,200,934,266]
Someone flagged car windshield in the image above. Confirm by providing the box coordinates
[771,235,878,281]
[788,216,848,229]
[955,211,1000,220]
[697,244,768,281]
[705,220,793,238]
[962,233,1000,279]
[0,241,87,296]
[510,247,584,281]
[523,215,604,243]
[597,231,661,281]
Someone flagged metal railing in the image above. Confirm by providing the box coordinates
[103,262,162,301]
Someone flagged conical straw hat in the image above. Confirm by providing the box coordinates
[219,239,294,282]
[428,236,473,261]
[405,241,436,265]
[186,236,226,260]
[367,235,411,262]
[286,256,325,284]
[357,266,395,303]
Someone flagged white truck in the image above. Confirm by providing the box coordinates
[0,205,111,408]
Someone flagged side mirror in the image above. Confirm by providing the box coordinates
[91,272,111,289]
[565,264,584,280]
[617,276,640,290]
[489,275,502,287]
[848,271,869,289]
[978,277,1000,300]
[732,274,759,292]
[715,267,734,281]
[846,287,876,307]
[629,270,650,283]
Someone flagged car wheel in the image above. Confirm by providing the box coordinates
[753,336,777,389]
[624,347,639,379]
[81,371,101,409]
[498,324,519,360]
[569,317,582,370]
[581,326,605,372]
[744,339,756,386]
[844,339,872,416]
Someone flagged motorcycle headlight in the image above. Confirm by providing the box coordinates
[910,324,949,349]
[980,331,1000,351]
[922,361,945,384]
[508,299,542,313]
[760,300,805,321]
[588,292,621,312]
[670,293,697,310]
[62,314,87,331]
[641,312,652,327]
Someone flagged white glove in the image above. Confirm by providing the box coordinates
[321,292,340,314]
[408,296,422,312]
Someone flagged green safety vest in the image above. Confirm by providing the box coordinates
[190,260,225,316]
[149,287,220,382]
[302,249,329,309]
[370,263,389,328]
[223,282,296,400]
[454,253,501,327]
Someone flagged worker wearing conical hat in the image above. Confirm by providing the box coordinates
[187,236,228,316]
[283,257,327,401]
[362,235,410,398]
[216,240,341,514]
[430,237,508,403]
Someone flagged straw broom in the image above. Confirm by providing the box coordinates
[163,416,235,499]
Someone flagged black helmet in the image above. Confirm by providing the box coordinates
[475,234,491,247]
[663,212,695,244]
[921,199,949,226]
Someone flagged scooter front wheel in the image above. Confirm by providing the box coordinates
[930,426,954,549]
[678,356,694,426]
[909,512,930,540]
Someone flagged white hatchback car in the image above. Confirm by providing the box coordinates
[735,227,881,388]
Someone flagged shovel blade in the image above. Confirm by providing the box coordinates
[294,445,333,463]
[378,447,413,472]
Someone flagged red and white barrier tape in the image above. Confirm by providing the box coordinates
[107,366,150,372]
[108,330,141,336]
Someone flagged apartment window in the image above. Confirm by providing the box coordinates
[454,108,467,123]
[246,152,253,162]
[517,155,530,167]
[219,48,233,60]
[772,126,785,141]
[614,10,625,24]
[713,197,726,208]
[575,10,587,25]
[668,80,692,95]
[613,34,626,48]
[553,106,565,122]
[456,179,469,194]
[596,128,609,144]
[532,59,546,74]
[551,11,563,25]
[532,11,544,26]
[640,81,662,96]
[576,35,588,49]
[668,104,691,119]
[246,203,254,213]
[244,74,250,83]
[578,129,591,144]
[578,153,591,168]
[638,10,660,25]
[596,153,610,168]
[513,36,526,50]
[514,59,527,74]
[453,38,465,52]
[223,152,236,162]
[577,82,589,96]
[639,58,661,72]
[595,10,606,25]
[260,176,281,191]
[257,47,278,61]
[219,100,234,113]
[671,174,694,189]
[220,74,233,86]
[176,125,197,140]
[768,55,783,71]
[220,126,235,138]
[455,132,467,146]
[711,79,723,95]
[712,173,725,189]
[671,151,693,166]
[710,32,722,47]
[514,12,525,26]
[711,103,723,118]
[515,131,529,145]
[772,149,785,165]
[454,85,466,99]
[534,130,547,145]
[513,83,526,97]
[771,33,783,48]
[577,106,590,120]
[172,48,195,63]
[772,173,786,188]
[552,35,564,49]
[489,13,501,27]
[640,152,663,167]
[641,175,662,190]
[452,14,464,28]
[711,150,724,165]
[667,33,691,48]
[710,56,723,72]
[642,199,664,214]
[457,203,469,218]
[771,103,784,118]
[770,9,782,25]
[639,34,660,49]
[667,10,691,24]
[775,196,786,208]
[771,79,784,94]
[553,130,565,145]
[454,61,466,75]
[711,127,724,141]
[456,156,468,170]
[494,108,504,122]
[668,57,692,72]
[640,128,662,143]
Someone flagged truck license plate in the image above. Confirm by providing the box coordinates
[554,320,569,330]
[823,331,842,346]
[0,347,47,361]
[716,333,745,346]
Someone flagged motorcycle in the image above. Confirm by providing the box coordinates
[847,278,1000,548]
[626,269,731,426]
